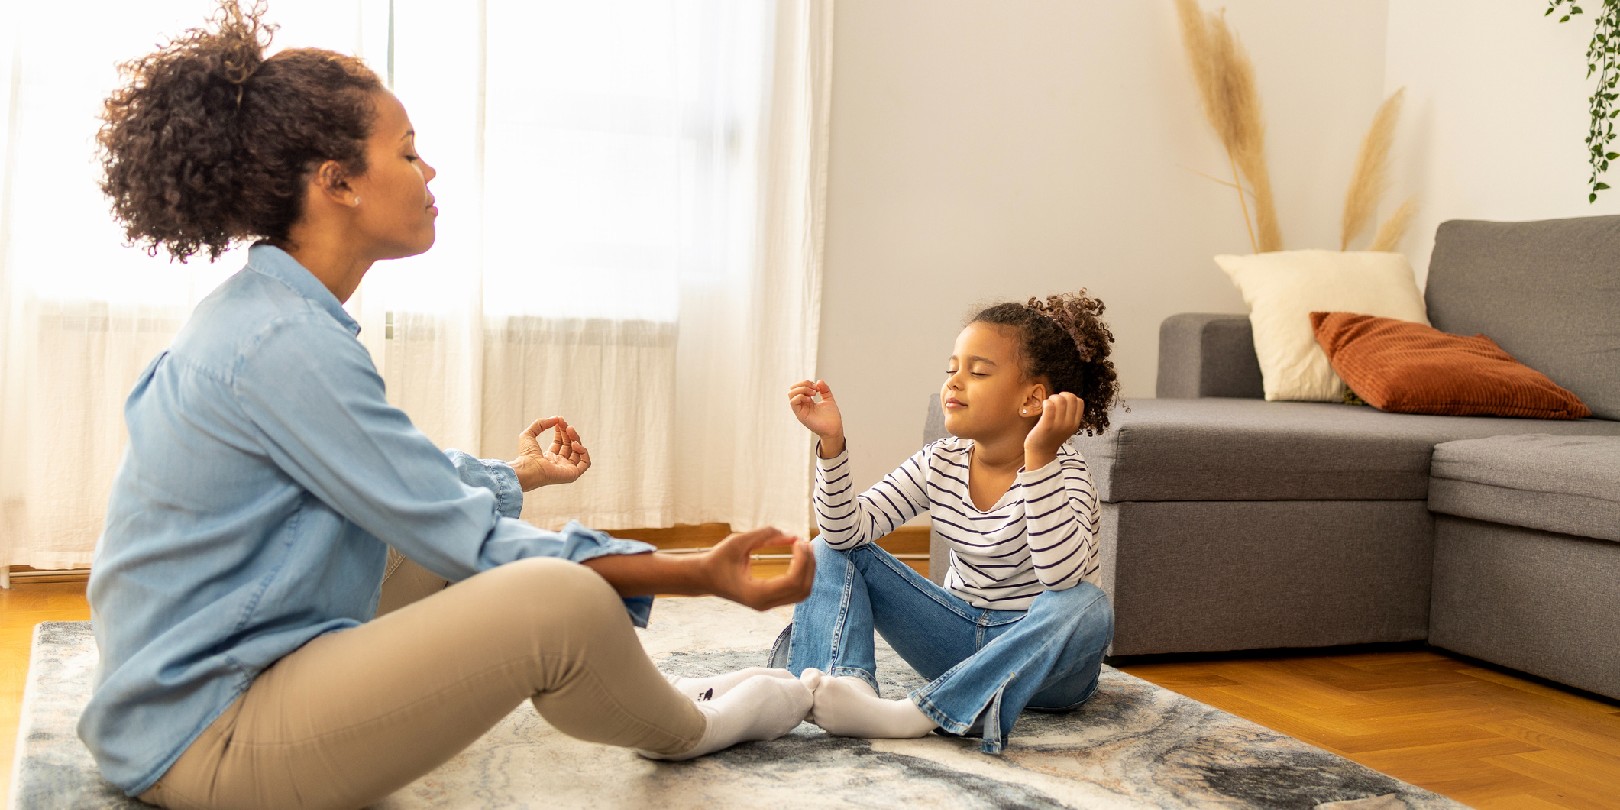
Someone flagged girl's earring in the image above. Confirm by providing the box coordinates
[1020,408,1028,416]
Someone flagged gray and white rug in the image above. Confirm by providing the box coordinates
[12,597,1466,809]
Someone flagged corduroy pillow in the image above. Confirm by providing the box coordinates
[1309,311,1592,419]
[1216,251,1429,402]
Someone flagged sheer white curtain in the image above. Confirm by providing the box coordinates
[0,2,380,586]
[0,0,831,585]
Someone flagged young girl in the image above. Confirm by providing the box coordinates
[777,291,1120,754]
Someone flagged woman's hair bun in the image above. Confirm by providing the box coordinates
[99,0,381,262]
[215,1,274,96]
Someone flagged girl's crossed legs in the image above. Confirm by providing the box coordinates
[140,557,808,810]
[774,540,1114,753]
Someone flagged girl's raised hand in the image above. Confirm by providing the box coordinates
[788,379,846,456]
[1024,392,1084,470]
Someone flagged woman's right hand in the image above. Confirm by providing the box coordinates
[788,379,845,457]
[697,527,815,611]
[510,416,592,491]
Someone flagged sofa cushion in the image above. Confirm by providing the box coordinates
[1425,216,1620,421]
[1310,311,1591,419]
[1069,399,1620,502]
[1428,434,1620,543]
[1214,250,1429,403]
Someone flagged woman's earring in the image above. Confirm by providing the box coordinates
[353,196,362,206]
[1020,408,1028,416]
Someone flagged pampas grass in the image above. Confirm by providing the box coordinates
[1341,89,1406,250]
[1368,197,1417,252]
[1174,0,1413,257]
[1174,0,1281,253]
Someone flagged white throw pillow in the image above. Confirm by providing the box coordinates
[1215,250,1429,402]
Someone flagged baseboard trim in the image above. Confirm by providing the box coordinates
[5,566,91,585]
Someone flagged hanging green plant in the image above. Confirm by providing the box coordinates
[1548,0,1620,202]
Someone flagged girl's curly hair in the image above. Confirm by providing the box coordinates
[971,290,1122,435]
[97,0,383,262]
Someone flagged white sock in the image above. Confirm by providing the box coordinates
[667,667,796,703]
[802,669,937,739]
[641,674,813,761]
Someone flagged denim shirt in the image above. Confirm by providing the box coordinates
[78,244,655,796]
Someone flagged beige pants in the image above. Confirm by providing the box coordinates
[139,555,705,810]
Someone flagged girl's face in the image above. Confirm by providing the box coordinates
[941,322,1043,442]
[347,91,438,261]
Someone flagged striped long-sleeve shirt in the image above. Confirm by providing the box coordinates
[814,437,1101,611]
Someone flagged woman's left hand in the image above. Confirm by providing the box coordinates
[1024,392,1084,470]
[511,416,592,491]
[698,528,815,610]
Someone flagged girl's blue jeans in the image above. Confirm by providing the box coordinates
[769,539,1114,753]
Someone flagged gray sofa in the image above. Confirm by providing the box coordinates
[925,215,1620,701]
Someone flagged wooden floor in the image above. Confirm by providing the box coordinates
[6,564,1619,809]
[3,578,93,804]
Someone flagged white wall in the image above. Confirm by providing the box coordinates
[817,1,1391,495]
[1385,0,1620,284]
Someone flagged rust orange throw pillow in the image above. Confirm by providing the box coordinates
[1309,312,1592,419]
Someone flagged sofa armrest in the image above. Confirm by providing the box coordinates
[1156,313,1264,399]
[923,395,950,583]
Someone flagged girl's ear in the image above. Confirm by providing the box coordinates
[1023,382,1048,411]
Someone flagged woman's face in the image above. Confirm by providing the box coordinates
[347,91,438,261]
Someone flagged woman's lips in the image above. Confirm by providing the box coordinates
[944,398,965,409]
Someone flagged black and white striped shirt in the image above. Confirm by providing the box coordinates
[814,437,1101,611]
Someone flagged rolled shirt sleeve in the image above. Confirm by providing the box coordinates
[444,450,526,519]
[234,312,655,623]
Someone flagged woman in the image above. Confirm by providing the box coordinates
[80,3,814,807]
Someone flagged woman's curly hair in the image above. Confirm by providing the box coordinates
[97,0,383,262]
[971,290,1122,436]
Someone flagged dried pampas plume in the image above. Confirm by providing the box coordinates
[1174,0,1281,253]
[1341,88,1405,250]
[1175,0,1414,256]
[1368,197,1417,252]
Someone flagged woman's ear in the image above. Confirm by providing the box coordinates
[313,160,360,208]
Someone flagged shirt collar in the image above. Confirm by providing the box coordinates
[245,243,362,336]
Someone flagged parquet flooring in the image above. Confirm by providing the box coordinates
[1117,648,1620,809]
[6,563,1619,808]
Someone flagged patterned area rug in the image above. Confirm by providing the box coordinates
[12,597,1467,809]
